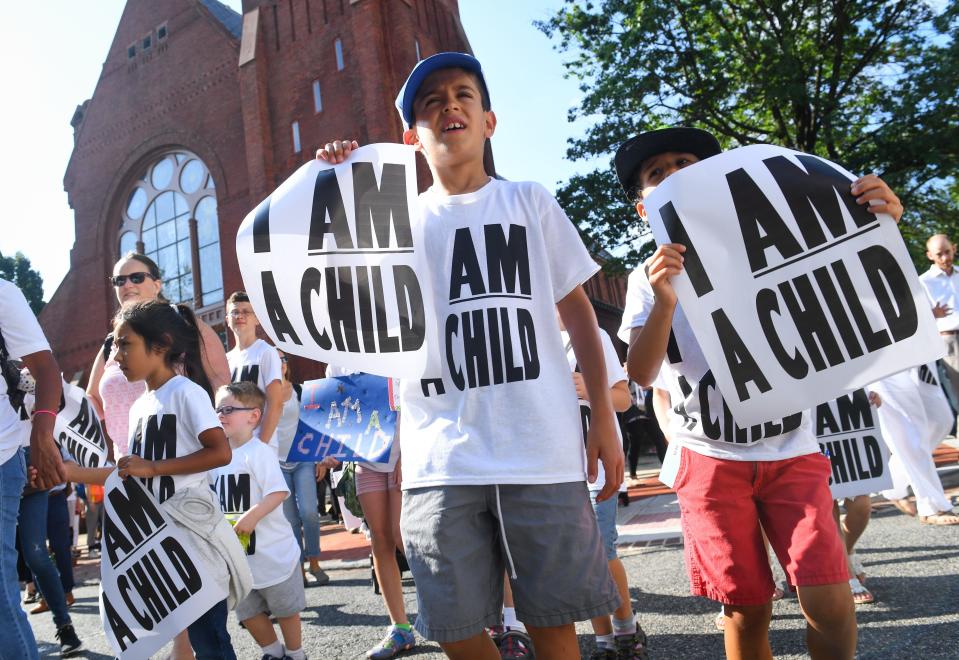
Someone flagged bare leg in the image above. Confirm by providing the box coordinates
[440,632,500,660]
[795,582,857,659]
[609,558,633,621]
[526,623,581,660]
[241,613,278,647]
[591,557,632,635]
[841,496,871,551]
[503,573,514,608]
[277,614,302,653]
[359,489,408,625]
[171,630,194,660]
[722,602,773,660]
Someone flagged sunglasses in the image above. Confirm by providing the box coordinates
[215,405,257,416]
[110,272,157,287]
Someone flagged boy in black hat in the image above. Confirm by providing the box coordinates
[614,127,902,660]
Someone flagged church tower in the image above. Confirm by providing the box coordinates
[42,0,476,382]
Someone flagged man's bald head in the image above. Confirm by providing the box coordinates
[927,234,956,273]
[927,234,953,251]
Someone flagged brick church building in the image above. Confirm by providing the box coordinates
[39,0,626,384]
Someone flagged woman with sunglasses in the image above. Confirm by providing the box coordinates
[87,252,231,459]
[84,252,230,660]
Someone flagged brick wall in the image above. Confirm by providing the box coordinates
[40,0,626,386]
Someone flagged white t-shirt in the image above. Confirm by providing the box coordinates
[275,388,301,463]
[562,329,627,492]
[212,438,299,588]
[399,178,600,488]
[227,339,282,447]
[0,279,51,464]
[127,375,222,503]
[617,266,818,461]
[918,265,959,332]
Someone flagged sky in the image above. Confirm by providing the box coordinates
[0,0,602,301]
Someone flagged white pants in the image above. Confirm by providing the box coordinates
[871,366,953,517]
[66,492,79,547]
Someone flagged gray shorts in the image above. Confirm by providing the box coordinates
[235,566,306,621]
[401,481,619,643]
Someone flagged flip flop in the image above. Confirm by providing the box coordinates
[919,511,959,525]
[891,498,918,517]
[849,577,874,605]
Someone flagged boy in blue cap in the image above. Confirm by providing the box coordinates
[318,52,624,659]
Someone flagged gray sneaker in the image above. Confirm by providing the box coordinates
[309,567,330,585]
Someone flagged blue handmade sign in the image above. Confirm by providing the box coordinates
[285,373,398,467]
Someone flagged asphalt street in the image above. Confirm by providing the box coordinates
[27,484,959,660]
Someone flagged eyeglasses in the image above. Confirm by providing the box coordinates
[110,272,156,287]
[279,356,288,363]
[228,310,255,318]
[215,405,256,416]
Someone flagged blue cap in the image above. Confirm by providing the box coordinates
[395,52,489,128]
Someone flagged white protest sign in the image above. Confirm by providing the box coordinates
[814,388,892,499]
[646,144,944,426]
[236,143,437,379]
[55,380,108,468]
[99,472,226,658]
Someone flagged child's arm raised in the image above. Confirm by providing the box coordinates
[626,243,686,387]
[316,139,359,164]
[232,490,286,536]
[116,427,231,479]
[558,286,624,502]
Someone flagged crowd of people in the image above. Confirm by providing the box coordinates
[0,50,957,660]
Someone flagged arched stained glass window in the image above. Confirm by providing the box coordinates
[117,151,223,308]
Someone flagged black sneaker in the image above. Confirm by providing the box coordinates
[614,626,649,660]
[56,624,84,658]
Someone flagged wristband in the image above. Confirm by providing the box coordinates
[31,409,58,419]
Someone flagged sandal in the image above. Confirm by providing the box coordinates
[849,577,874,604]
[771,585,785,601]
[891,498,918,517]
[848,552,866,583]
[919,511,959,525]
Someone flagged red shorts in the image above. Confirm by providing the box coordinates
[674,448,848,606]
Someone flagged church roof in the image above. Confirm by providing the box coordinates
[199,0,242,39]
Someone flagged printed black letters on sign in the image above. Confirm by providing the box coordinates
[352,162,414,249]
[727,168,803,273]
[762,154,874,250]
[261,271,302,345]
[659,201,714,297]
[710,309,772,401]
[309,169,353,250]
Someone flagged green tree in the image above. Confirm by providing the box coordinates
[539,0,959,272]
[0,252,45,314]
